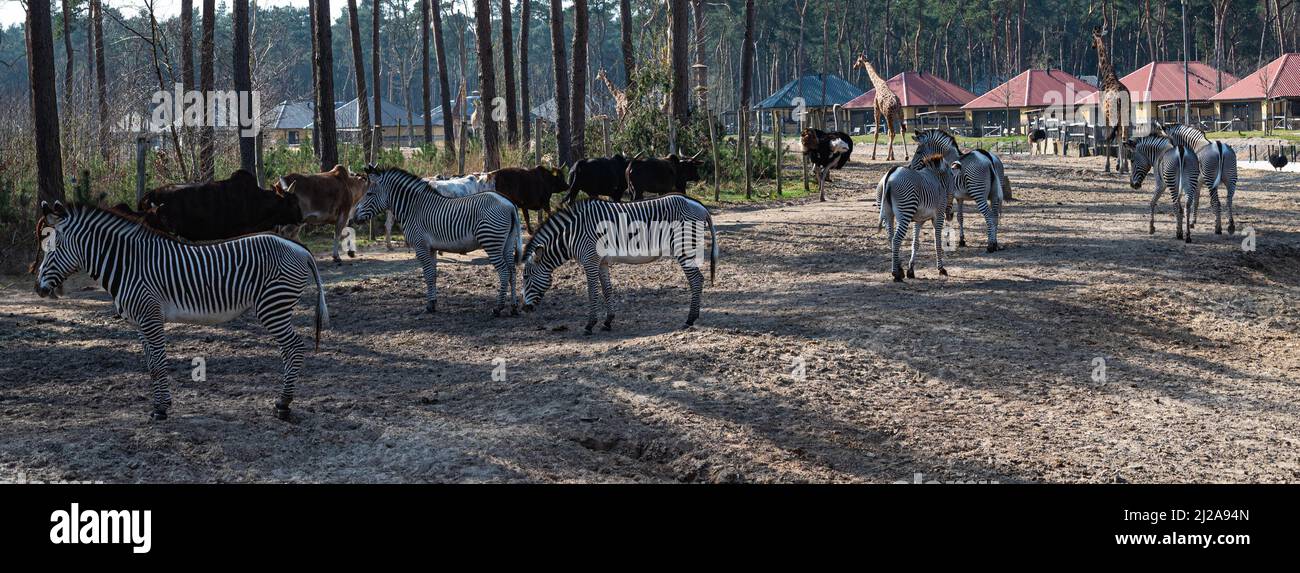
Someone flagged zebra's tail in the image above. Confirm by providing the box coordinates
[1212,142,1225,190]
[878,166,899,232]
[307,254,329,352]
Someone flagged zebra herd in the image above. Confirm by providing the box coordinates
[33,166,718,420]
[31,123,1242,421]
[876,123,1240,281]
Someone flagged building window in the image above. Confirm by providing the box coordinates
[288,131,299,144]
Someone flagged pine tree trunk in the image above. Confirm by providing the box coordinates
[475,0,501,170]
[740,0,754,198]
[28,0,66,205]
[431,0,455,155]
[348,0,372,159]
[520,0,533,145]
[234,0,256,173]
[199,0,216,179]
[550,0,572,165]
[421,0,433,144]
[372,0,382,157]
[669,0,690,125]
[60,0,73,103]
[501,0,519,146]
[314,0,339,170]
[571,0,589,160]
[620,0,634,85]
[93,0,109,162]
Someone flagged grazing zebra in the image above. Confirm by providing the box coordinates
[1125,135,1200,243]
[910,129,1008,252]
[1155,123,1240,234]
[521,195,718,334]
[353,166,523,315]
[878,155,961,282]
[34,201,328,421]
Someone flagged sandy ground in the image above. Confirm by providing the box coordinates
[2,148,1298,483]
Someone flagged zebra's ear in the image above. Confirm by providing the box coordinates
[949,161,962,171]
[41,201,51,216]
[51,200,68,217]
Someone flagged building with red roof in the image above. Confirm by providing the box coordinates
[1075,61,1236,127]
[842,71,977,131]
[1210,53,1300,130]
[961,69,1097,134]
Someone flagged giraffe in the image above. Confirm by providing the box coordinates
[853,54,905,161]
[596,69,629,120]
[1092,26,1128,173]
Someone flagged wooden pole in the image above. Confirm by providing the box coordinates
[457,117,467,175]
[536,117,543,166]
[602,116,610,156]
[254,132,265,188]
[773,110,782,197]
[708,110,720,201]
[800,114,809,193]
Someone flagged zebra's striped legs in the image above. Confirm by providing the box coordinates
[1149,184,1184,239]
[932,216,948,276]
[1226,183,1237,235]
[598,264,615,331]
[679,257,704,327]
[136,318,173,421]
[414,246,439,313]
[490,250,516,317]
[906,223,921,279]
[1209,187,1223,235]
[582,262,603,334]
[971,196,999,252]
[890,219,910,282]
[956,200,967,247]
[256,294,304,421]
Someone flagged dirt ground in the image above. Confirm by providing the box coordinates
[2,147,1298,483]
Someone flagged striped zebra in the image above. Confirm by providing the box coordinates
[34,202,328,421]
[1125,135,1200,243]
[353,166,523,315]
[878,155,961,282]
[1155,123,1239,235]
[521,195,718,333]
[910,129,1010,252]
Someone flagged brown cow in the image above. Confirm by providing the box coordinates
[276,165,369,263]
[487,165,568,232]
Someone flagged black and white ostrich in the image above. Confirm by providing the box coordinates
[801,128,854,183]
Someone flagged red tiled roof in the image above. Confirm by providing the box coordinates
[1076,61,1236,104]
[1210,53,1300,100]
[842,71,978,109]
[962,69,1097,110]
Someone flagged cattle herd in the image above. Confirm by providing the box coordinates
[29,122,1241,421]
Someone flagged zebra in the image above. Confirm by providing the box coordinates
[1125,135,1200,243]
[352,166,523,316]
[878,154,962,282]
[1154,123,1240,235]
[909,129,1010,252]
[520,195,718,334]
[34,201,328,421]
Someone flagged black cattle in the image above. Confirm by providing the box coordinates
[801,128,854,182]
[626,154,705,201]
[488,165,569,232]
[563,154,630,203]
[138,169,303,241]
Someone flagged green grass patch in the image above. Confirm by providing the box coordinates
[1204,130,1300,142]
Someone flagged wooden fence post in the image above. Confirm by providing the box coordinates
[773,110,782,197]
[707,111,720,201]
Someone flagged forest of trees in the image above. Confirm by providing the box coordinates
[3,0,1298,263]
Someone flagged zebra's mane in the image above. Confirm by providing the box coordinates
[53,204,180,241]
[1130,134,1173,149]
[524,207,574,260]
[378,167,439,195]
[914,128,959,150]
[1157,123,1210,150]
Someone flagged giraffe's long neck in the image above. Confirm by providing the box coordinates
[862,60,888,90]
[1092,34,1119,85]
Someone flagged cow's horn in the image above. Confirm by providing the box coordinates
[690,150,704,161]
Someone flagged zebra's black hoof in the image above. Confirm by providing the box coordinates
[602,316,613,331]
[906,269,916,279]
[493,307,503,317]
[274,406,291,421]
[939,268,949,277]
[986,242,998,253]
[347,250,357,258]
[510,305,519,316]
[150,410,168,421]
[425,301,437,314]
[585,321,596,335]
[1228,225,1236,235]
[892,273,904,283]
[332,257,343,265]
[959,239,968,247]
